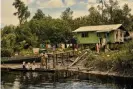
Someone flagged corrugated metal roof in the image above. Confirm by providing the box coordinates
[73,24,122,32]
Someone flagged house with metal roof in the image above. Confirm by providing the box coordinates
[73,24,126,45]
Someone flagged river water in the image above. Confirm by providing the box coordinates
[1,71,133,89]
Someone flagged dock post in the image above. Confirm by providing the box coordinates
[56,54,58,65]
[46,57,48,69]
[61,53,64,65]
[53,54,55,69]
[67,52,69,66]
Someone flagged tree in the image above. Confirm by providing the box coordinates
[60,7,73,40]
[103,0,119,23]
[32,9,45,20]
[1,25,16,37]
[1,25,16,56]
[88,7,102,25]
[13,0,30,25]
[15,23,38,48]
[61,7,73,21]
[122,4,133,31]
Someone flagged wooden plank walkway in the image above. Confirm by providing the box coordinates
[1,49,133,79]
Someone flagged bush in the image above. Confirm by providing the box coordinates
[19,49,33,56]
[1,49,13,57]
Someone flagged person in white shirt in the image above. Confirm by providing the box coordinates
[32,61,37,70]
[26,62,31,70]
[22,61,26,69]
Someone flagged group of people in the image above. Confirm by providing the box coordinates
[22,61,37,70]
[22,53,49,70]
[96,38,108,53]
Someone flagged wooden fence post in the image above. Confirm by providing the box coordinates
[46,57,48,69]
[61,53,64,65]
[53,54,55,69]
[56,54,58,65]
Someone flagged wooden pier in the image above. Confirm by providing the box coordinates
[46,50,78,69]
[1,49,133,80]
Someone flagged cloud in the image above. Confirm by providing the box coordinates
[1,0,133,27]
[86,0,133,14]
[36,0,64,8]
[21,0,28,5]
[26,0,36,4]
[1,0,31,26]
[1,0,19,26]
[116,0,133,14]
[50,10,89,19]
[88,0,97,3]
[73,10,89,18]
[65,0,77,6]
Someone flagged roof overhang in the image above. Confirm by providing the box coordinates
[96,30,113,33]
[73,24,123,33]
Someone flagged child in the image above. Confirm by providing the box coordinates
[22,61,26,69]
[26,62,31,70]
[32,61,37,70]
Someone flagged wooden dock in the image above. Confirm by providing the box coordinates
[1,49,133,80]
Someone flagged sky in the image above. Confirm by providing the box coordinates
[1,0,133,27]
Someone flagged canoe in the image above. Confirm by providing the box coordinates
[1,57,41,64]
[1,68,55,73]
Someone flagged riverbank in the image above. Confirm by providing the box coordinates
[1,63,133,79]
[83,41,133,78]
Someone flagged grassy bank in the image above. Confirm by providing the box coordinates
[84,40,133,76]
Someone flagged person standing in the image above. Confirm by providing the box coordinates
[44,53,48,69]
[102,37,106,52]
[40,53,46,68]
[96,43,100,53]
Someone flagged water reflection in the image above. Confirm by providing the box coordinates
[1,71,133,89]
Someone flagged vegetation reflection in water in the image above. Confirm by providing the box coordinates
[1,71,133,89]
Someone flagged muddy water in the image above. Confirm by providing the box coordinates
[1,71,133,89]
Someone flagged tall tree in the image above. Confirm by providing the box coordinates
[32,9,45,20]
[61,7,73,21]
[13,0,30,25]
[61,7,73,40]
[104,0,119,23]
[122,4,133,31]
[88,7,102,25]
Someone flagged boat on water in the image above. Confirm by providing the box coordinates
[1,68,55,73]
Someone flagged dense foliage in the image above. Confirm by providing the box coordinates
[84,40,133,75]
[1,0,133,57]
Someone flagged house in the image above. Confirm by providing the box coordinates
[73,24,126,45]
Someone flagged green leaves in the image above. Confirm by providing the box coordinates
[13,0,30,25]
[32,9,45,20]
[61,7,73,21]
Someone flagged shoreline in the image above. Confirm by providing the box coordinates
[1,64,133,79]
[81,70,133,78]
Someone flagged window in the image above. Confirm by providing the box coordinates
[97,33,100,37]
[81,32,88,37]
[106,32,109,37]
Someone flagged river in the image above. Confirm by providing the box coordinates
[1,71,133,89]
